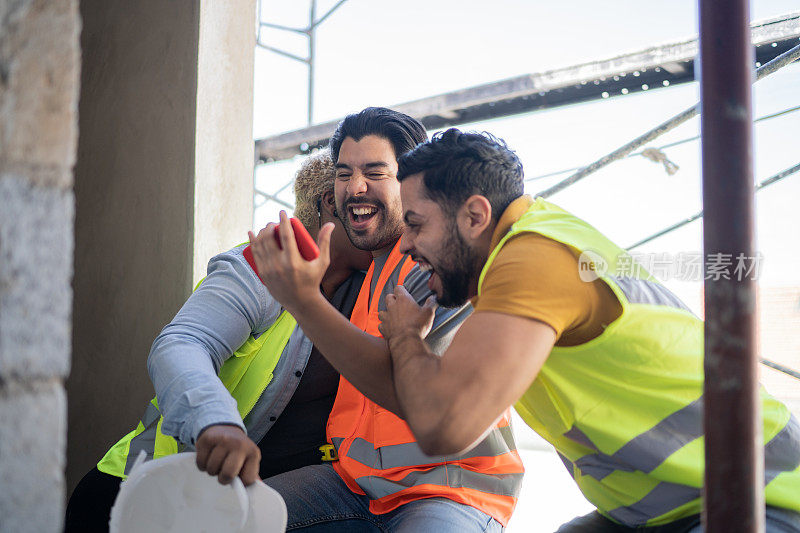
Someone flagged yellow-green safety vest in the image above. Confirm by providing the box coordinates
[97,310,297,478]
[478,197,800,527]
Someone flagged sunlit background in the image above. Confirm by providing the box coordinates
[251,2,800,529]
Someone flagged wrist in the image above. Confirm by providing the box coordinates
[196,422,245,443]
[389,331,439,383]
[288,289,327,317]
[388,329,426,357]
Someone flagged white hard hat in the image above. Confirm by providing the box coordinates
[109,451,287,533]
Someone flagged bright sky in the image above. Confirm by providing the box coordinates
[253,0,800,296]
[251,2,799,529]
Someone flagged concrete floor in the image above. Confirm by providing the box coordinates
[507,446,595,532]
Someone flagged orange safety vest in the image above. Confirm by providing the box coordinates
[326,240,524,526]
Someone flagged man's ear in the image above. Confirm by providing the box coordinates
[458,195,493,241]
[320,191,337,217]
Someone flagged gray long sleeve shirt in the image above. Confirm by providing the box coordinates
[148,244,290,446]
[147,244,471,448]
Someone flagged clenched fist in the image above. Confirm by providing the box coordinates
[195,424,261,486]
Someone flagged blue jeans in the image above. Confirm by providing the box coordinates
[556,506,800,533]
[263,463,503,532]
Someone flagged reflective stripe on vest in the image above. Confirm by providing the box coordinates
[479,196,800,526]
[332,425,517,470]
[326,240,524,526]
[97,309,297,478]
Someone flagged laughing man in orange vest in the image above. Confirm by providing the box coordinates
[249,107,523,532]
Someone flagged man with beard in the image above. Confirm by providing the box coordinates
[65,150,373,532]
[376,128,800,532]
[248,108,523,532]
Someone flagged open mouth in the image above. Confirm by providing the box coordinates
[414,257,440,293]
[348,204,379,228]
[416,258,434,274]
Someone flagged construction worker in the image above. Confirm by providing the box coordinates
[370,128,799,532]
[249,108,523,532]
[64,150,372,532]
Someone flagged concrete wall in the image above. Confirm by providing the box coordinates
[0,1,81,531]
[195,1,256,283]
[68,0,255,494]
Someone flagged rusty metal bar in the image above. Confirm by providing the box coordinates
[700,0,764,531]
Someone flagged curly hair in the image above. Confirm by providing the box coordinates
[293,149,336,230]
[397,128,524,220]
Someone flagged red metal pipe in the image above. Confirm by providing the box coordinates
[699,0,763,531]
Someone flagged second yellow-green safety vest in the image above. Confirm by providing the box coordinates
[97,310,297,478]
[478,197,800,527]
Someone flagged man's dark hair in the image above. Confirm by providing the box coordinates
[329,107,428,163]
[397,128,524,220]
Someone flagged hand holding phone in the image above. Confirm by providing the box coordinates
[244,217,319,274]
[272,217,320,261]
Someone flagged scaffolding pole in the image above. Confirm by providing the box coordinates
[700,0,763,531]
[626,161,800,250]
[537,41,800,198]
[256,0,348,125]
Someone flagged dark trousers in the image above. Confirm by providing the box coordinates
[64,468,122,533]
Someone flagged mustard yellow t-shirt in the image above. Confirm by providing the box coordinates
[472,197,622,346]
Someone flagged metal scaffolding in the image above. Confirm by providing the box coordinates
[256,0,348,125]
[700,1,762,530]
[250,5,800,529]
[535,41,800,198]
[254,12,799,164]
[252,11,799,217]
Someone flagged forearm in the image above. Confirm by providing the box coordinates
[146,248,272,443]
[388,331,504,456]
[148,333,244,444]
[389,310,558,455]
[386,333,460,449]
[290,292,403,415]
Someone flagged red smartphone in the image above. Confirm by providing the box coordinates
[274,218,320,260]
[244,217,319,274]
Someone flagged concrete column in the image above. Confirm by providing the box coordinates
[195,1,256,283]
[0,1,81,531]
[68,0,255,495]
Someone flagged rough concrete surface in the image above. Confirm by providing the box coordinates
[193,0,256,283]
[0,0,81,179]
[68,0,256,495]
[67,0,201,493]
[0,175,74,380]
[0,380,67,532]
[0,0,79,531]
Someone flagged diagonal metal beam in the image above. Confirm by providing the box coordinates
[255,42,309,64]
[626,161,800,250]
[254,188,295,210]
[536,41,800,198]
[310,0,348,30]
[255,12,800,163]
